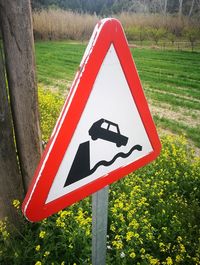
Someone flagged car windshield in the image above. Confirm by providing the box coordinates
[108,124,118,133]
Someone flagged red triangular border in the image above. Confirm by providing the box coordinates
[22,18,161,222]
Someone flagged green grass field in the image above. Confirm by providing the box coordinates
[1,41,200,265]
[35,41,200,148]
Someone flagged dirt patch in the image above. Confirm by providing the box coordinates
[147,87,200,104]
[39,79,71,95]
[149,100,200,128]
[129,44,139,49]
[157,127,200,157]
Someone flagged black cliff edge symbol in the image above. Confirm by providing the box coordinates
[64,119,142,187]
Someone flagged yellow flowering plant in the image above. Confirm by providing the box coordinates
[0,89,199,264]
[106,135,200,264]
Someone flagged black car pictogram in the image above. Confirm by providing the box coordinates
[88,118,128,147]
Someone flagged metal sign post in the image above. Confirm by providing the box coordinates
[92,186,109,265]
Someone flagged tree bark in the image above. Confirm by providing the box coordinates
[0,42,24,223]
[0,0,42,191]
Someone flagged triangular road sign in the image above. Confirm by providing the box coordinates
[22,18,161,222]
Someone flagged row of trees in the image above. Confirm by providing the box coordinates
[125,26,200,50]
[31,0,200,17]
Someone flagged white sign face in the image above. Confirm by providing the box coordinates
[46,44,153,203]
[23,18,161,222]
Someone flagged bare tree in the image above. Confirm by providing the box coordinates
[179,0,184,17]
[159,0,168,15]
[189,0,195,17]
[164,0,168,14]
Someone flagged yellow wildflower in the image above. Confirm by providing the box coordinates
[126,231,134,241]
[159,242,166,252]
[42,219,47,224]
[56,217,65,228]
[134,233,139,239]
[118,202,124,209]
[85,228,90,236]
[130,251,136,259]
[146,232,153,240]
[114,235,122,240]
[175,255,182,263]
[162,227,168,233]
[35,245,40,251]
[140,248,146,254]
[110,224,116,232]
[69,243,73,249]
[112,240,123,250]
[35,261,42,265]
[166,257,173,265]
[0,220,9,239]
[142,218,148,224]
[149,256,160,265]
[179,243,186,253]
[39,231,46,238]
[60,210,71,218]
[12,199,20,209]
[44,251,50,257]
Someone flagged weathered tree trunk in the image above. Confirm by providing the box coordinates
[0,0,42,191]
[0,42,24,223]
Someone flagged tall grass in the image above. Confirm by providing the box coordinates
[33,9,200,41]
[33,9,98,40]
[32,9,199,42]
[117,12,191,35]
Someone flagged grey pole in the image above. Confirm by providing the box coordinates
[92,186,109,265]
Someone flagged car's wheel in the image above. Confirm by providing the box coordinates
[91,135,97,140]
[116,142,121,147]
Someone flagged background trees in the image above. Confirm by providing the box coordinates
[31,0,200,17]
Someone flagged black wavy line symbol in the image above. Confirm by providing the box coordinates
[64,142,142,187]
[89,144,142,175]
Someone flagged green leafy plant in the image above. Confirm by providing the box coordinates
[125,27,147,45]
[184,27,200,51]
[148,28,167,45]
[107,135,200,264]
[1,127,200,264]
